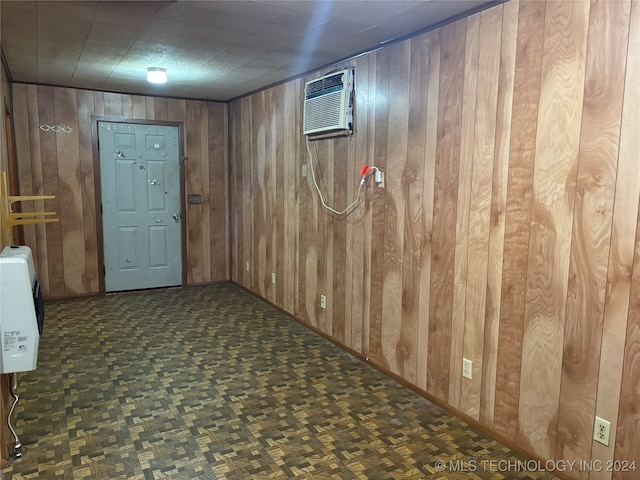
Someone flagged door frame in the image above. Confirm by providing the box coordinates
[91,116,187,295]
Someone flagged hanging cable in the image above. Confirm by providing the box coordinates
[305,136,380,216]
[8,373,23,458]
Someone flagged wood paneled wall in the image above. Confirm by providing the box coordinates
[229,1,640,477]
[11,85,229,297]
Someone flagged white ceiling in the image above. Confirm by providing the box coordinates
[1,0,498,102]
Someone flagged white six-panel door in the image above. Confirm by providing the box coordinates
[98,122,182,292]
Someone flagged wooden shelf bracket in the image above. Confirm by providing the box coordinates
[1,171,58,235]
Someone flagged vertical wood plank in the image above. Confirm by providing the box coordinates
[343,69,357,348]
[209,102,229,281]
[332,136,348,343]
[352,54,376,357]
[293,79,305,321]
[131,95,146,119]
[494,0,545,440]
[400,35,428,385]
[76,90,99,293]
[460,4,502,421]
[122,94,133,118]
[26,85,49,292]
[201,101,212,282]
[417,29,440,392]
[293,80,303,315]
[12,84,36,252]
[12,85,36,249]
[38,85,65,296]
[317,140,332,334]
[555,0,630,472]
[274,85,285,308]
[261,90,271,298]
[167,98,185,123]
[264,89,275,304]
[346,107,361,338]
[228,101,241,282]
[300,132,315,325]
[361,54,378,359]
[231,101,243,283]
[427,19,466,402]
[517,0,590,459]
[380,40,409,376]
[304,136,320,328]
[103,92,123,117]
[347,56,368,353]
[252,91,268,297]
[480,0,518,428]
[93,92,104,117]
[295,82,308,320]
[185,100,203,284]
[283,80,298,314]
[240,97,253,290]
[55,87,85,295]
[154,97,168,121]
[145,97,155,120]
[368,46,391,364]
[449,13,479,410]
[167,98,186,124]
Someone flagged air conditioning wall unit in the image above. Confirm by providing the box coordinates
[303,68,354,135]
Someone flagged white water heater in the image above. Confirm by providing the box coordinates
[0,245,44,373]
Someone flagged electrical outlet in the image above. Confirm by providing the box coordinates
[462,358,472,380]
[302,164,307,177]
[376,170,385,188]
[245,261,249,272]
[271,273,276,284]
[593,416,611,446]
[320,295,326,309]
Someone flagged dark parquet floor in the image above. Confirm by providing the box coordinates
[3,284,557,479]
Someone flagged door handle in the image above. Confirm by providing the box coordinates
[173,213,181,222]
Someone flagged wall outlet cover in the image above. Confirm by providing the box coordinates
[593,416,611,446]
[462,358,472,380]
[187,194,202,204]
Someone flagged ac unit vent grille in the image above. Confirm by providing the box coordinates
[306,73,344,98]
[303,68,354,135]
[304,92,343,133]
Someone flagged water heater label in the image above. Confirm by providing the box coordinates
[3,331,21,352]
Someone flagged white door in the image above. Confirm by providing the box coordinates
[98,122,182,292]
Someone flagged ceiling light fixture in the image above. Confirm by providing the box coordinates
[147,67,167,84]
